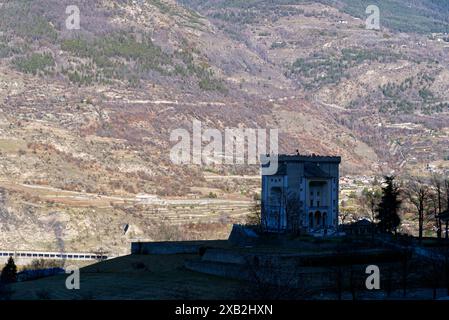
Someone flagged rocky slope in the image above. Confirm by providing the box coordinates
[0,0,447,253]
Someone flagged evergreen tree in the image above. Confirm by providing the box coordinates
[376,176,402,234]
[0,257,17,284]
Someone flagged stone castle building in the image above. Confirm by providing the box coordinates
[261,154,341,234]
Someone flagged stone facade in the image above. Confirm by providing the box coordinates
[261,154,341,234]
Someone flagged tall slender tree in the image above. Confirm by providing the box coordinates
[445,179,449,211]
[376,176,402,234]
[406,179,429,241]
[284,191,301,234]
[433,176,445,238]
[429,192,442,238]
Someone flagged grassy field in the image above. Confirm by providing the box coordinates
[5,236,449,300]
[8,253,244,300]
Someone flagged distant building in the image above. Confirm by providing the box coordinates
[339,218,376,236]
[261,154,341,234]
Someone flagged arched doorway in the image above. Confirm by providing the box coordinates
[309,212,313,228]
[315,211,321,228]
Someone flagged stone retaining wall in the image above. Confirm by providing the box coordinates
[131,241,204,255]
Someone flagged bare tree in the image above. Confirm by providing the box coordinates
[339,207,351,224]
[445,179,449,212]
[245,195,261,226]
[405,179,430,241]
[260,192,280,232]
[433,176,445,238]
[359,187,382,222]
[236,257,309,300]
[261,189,301,233]
[359,187,382,238]
[284,191,301,235]
[260,201,268,232]
[429,192,442,239]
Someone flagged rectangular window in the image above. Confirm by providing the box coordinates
[310,200,313,207]
[317,201,320,207]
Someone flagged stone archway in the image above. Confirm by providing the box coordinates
[315,211,321,228]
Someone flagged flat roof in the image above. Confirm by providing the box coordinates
[270,154,341,163]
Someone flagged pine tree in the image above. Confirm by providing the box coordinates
[376,176,402,234]
[0,257,17,284]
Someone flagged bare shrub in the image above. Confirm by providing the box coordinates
[235,257,309,300]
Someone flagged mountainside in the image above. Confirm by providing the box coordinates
[0,0,448,254]
[178,0,449,172]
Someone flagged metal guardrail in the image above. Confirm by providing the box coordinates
[0,251,108,261]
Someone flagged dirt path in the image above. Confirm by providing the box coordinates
[0,180,252,208]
